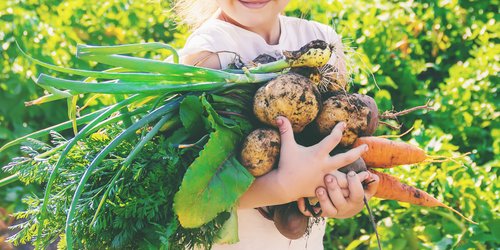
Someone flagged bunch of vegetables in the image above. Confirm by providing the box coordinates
[237,41,476,243]
[0,39,474,249]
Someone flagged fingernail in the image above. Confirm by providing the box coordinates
[339,122,346,129]
[363,145,369,152]
[326,176,333,183]
[275,117,283,126]
[317,189,324,195]
[348,171,356,177]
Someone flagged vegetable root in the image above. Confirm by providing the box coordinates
[353,136,427,168]
[369,169,476,224]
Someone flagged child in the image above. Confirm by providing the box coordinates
[175,1,380,249]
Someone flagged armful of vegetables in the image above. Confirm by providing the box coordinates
[1,39,474,250]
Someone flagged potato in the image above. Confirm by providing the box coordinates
[253,73,321,133]
[239,128,280,177]
[315,92,371,146]
[353,93,379,135]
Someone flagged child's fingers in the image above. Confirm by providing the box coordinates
[326,175,348,211]
[329,171,348,188]
[364,172,380,200]
[316,187,337,217]
[276,116,296,152]
[326,144,368,171]
[356,171,371,182]
[342,189,349,197]
[297,198,313,217]
[315,122,345,155]
[346,171,365,203]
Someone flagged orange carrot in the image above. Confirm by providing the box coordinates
[353,136,426,168]
[369,169,476,224]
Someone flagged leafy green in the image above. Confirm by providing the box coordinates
[174,96,254,228]
[179,95,205,134]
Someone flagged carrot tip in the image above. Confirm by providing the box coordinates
[444,205,478,225]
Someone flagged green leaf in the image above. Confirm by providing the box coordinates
[173,98,253,228]
[200,96,234,130]
[179,95,205,134]
[173,129,253,228]
[215,207,239,244]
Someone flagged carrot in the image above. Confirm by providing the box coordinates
[369,169,476,224]
[353,136,426,168]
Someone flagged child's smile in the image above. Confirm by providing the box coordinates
[238,0,271,9]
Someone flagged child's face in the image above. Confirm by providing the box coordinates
[216,0,290,28]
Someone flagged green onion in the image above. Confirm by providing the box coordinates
[36,74,231,94]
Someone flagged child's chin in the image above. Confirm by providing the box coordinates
[237,16,275,28]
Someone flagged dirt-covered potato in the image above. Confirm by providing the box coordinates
[239,128,281,177]
[253,73,321,133]
[353,93,379,135]
[315,92,371,146]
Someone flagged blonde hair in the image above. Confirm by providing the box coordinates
[173,0,219,30]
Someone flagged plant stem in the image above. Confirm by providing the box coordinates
[0,174,19,188]
[380,103,434,120]
[36,74,231,94]
[0,107,108,152]
[247,59,290,73]
[35,94,144,250]
[76,42,179,64]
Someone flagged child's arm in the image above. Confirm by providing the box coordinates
[181,51,222,69]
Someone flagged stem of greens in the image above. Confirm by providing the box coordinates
[35,94,144,250]
[36,74,232,94]
[0,107,109,152]
[0,174,19,188]
[77,53,277,83]
[65,98,181,250]
[16,41,186,82]
[247,59,290,73]
[76,42,179,64]
[90,113,173,227]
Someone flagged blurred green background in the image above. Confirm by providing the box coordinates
[0,0,498,249]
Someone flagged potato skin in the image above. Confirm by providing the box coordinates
[353,94,379,135]
[315,93,370,146]
[253,73,321,133]
[239,128,281,177]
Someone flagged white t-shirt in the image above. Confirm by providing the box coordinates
[181,15,344,250]
[180,15,345,71]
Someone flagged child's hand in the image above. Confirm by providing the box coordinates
[274,116,368,202]
[297,170,380,218]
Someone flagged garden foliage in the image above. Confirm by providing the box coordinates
[0,0,498,249]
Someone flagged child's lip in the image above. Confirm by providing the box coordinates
[238,0,271,9]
